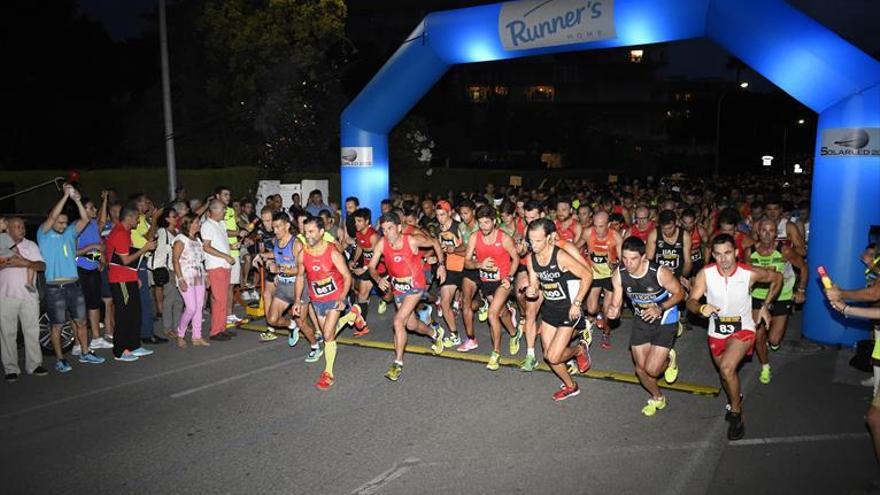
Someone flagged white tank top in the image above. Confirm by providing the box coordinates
[704,263,756,338]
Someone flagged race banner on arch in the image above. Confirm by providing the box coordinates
[499,0,616,51]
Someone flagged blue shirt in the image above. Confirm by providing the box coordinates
[37,224,80,282]
[76,220,101,271]
[305,203,330,217]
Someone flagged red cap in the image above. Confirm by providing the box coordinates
[436,200,452,212]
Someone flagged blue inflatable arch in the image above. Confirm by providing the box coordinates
[340,0,880,345]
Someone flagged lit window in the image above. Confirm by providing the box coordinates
[494,86,509,96]
[527,85,555,102]
[466,85,489,103]
[629,49,644,63]
[684,93,693,102]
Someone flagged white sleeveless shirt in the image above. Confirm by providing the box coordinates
[704,263,756,339]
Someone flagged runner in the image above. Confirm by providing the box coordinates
[369,212,446,381]
[609,236,685,416]
[435,200,466,348]
[716,208,753,263]
[628,206,654,242]
[646,210,692,284]
[749,219,807,384]
[681,208,707,276]
[525,218,593,400]
[263,212,321,361]
[349,207,380,337]
[583,211,623,349]
[252,206,279,342]
[456,200,482,351]
[764,196,807,258]
[554,198,582,245]
[686,233,782,440]
[293,216,356,391]
[464,205,521,370]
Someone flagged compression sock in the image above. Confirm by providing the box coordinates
[324,341,337,377]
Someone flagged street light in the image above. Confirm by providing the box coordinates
[714,81,749,175]
[797,118,806,125]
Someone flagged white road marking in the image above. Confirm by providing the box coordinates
[170,359,290,398]
[352,458,422,495]
[730,432,869,446]
[0,344,276,420]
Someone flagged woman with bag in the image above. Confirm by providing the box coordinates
[153,208,184,340]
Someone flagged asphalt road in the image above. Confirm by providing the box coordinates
[0,303,875,494]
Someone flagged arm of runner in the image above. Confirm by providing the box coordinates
[558,249,592,304]
[525,255,539,300]
[681,231,693,278]
[751,266,782,327]
[575,227,589,250]
[463,233,478,270]
[293,250,305,316]
[686,269,717,317]
[606,267,624,320]
[645,229,657,260]
[368,238,390,292]
[787,221,807,258]
[783,245,808,303]
[330,247,353,310]
[657,265,685,309]
[502,232,520,285]
[558,238,591,270]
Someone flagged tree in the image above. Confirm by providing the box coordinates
[199,0,348,175]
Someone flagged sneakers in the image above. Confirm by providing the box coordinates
[305,347,323,363]
[287,327,300,348]
[352,324,371,337]
[477,300,489,322]
[55,359,72,373]
[32,366,49,376]
[553,384,581,401]
[664,349,679,384]
[315,331,324,345]
[769,342,781,352]
[575,340,592,374]
[78,352,105,364]
[71,344,82,356]
[385,362,403,381]
[259,330,279,342]
[89,337,113,350]
[724,393,744,422]
[430,324,445,355]
[114,351,139,362]
[377,300,388,315]
[417,305,433,325]
[486,351,501,371]
[209,333,231,342]
[642,396,667,416]
[509,327,522,356]
[131,347,154,357]
[227,314,243,323]
[457,338,479,352]
[443,332,462,349]
[861,376,875,387]
[520,354,538,372]
[759,365,772,385]
[566,359,578,376]
[315,371,335,390]
[727,412,745,440]
[600,332,611,350]
[5,373,18,382]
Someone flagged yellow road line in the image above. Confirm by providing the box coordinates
[239,322,719,397]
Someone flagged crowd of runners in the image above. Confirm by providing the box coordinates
[1,173,826,442]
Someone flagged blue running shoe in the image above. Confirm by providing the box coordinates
[305,346,323,363]
[132,347,154,357]
[55,359,72,373]
[114,351,139,362]
[288,321,300,348]
[78,352,105,364]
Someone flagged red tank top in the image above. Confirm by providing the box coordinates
[475,229,511,282]
[554,218,577,243]
[629,221,655,242]
[403,225,432,271]
[690,226,702,247]
[382,234,427,295]
[303,243,344,302]
[356,227,378,267]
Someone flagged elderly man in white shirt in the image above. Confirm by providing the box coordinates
[0,217,48,381]
[200,200,236,341]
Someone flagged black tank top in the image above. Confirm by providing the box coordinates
[654,228,685,277]
[531,246,579,309]
[619,261,679,325]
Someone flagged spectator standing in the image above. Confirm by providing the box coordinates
[201,199,236,341]
[172,214,210,347]
[153,208,184,340]
[305,189,329,217]
[0,217,48,381]
[129,193,167,344]
[74,196,113,352]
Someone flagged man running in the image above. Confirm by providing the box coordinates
[687,234,782,440]
[349,207,380,337]
[456,200,481,351]
[609,237,685,416]
[628,206,654,242]
[554,198,582,245]
[749,219,807,384]
[370,212,446,381]
[264,212,322,362]
[583,211,623,349]
[464,205,521,370]
[646,210,692,286]
[764,196,806,258]
[435,200,466,348]
[526,218,593,400]
[293,216,355,391]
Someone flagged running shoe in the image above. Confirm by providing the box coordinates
[443,332,462,349]
[5,373,18,382]
[509,327,522,356]
[32,366,49,376]
[641,396,667,417]
[520,354,538,372]
[759,366,772,385]
[457,338,479,352]
[418,305,433,325]
[131,347,154,357]
[724,394,744,422]
[486,351,501,371]
[89,337,113,350]
[315,331,324,345]
[580,326,593,347]
[377,300,388,315]
[336,308,357,331]
[600,332,611,350]
[664,349,679,384]
[288,331,300,349]
[55,359,72,373]
[435,301,443,319]
[78,352,105,364]
[477,300,489,322]
[305,347,323,363]
[576,340,592,373]
[676,321,684,338]
[259,330,278,342]
[431,324,445,355]
[352,324,371,338]
[71,344,82,357]
[769,343,781,352]
[553,384,580,401]
[315,371,335,390]
[384,362,403,381]
[228,314,244,323]
[567,359,578,376]
[114,351,139,362]
[727,412,745,440]
[861,376,875,387]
